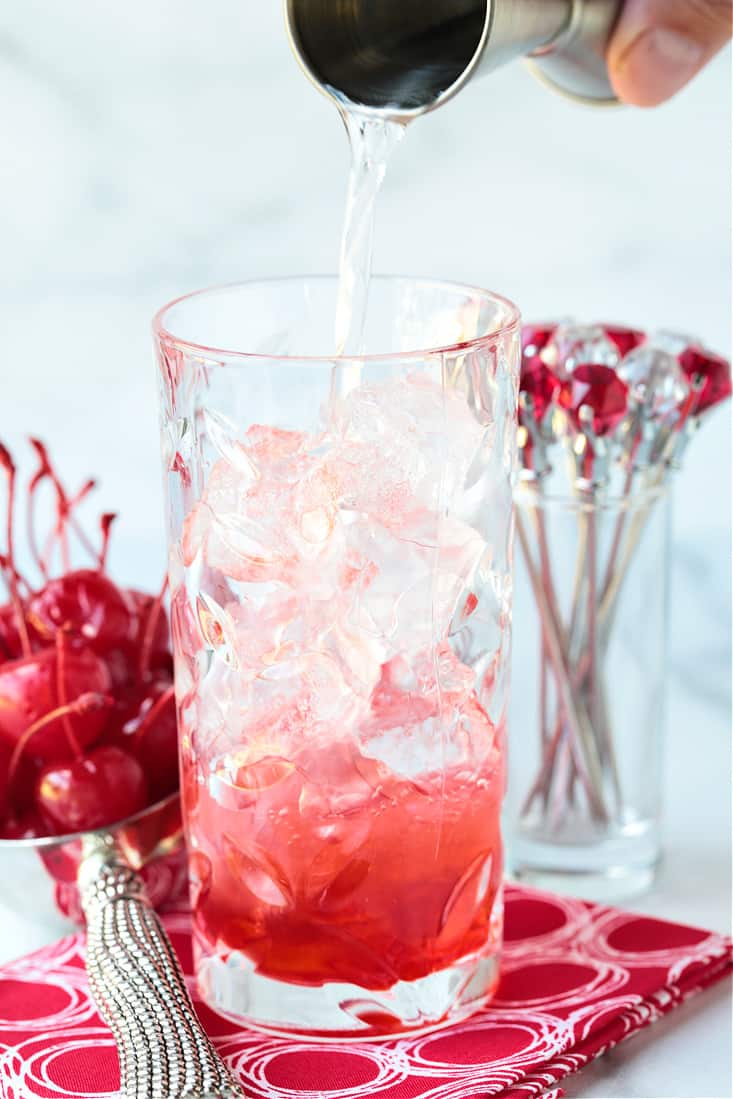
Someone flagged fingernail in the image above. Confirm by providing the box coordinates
[617,28,706,104]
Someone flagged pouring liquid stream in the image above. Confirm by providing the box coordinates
[179,90,510,1024]
[333,111,406,394]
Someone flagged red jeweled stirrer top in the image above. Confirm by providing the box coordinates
[519,321,731,489]
[516,321,731,825]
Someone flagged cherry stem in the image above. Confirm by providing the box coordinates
[30,439,69,577]
[66,479,99,562]
[55,629,83,760]
[138,574,169,681]
[0,445,32,658]
[29,439,98,576]
[98,512,117,571]
[133,684,175,751]
[27,466,51,581]
[7,692,112,794]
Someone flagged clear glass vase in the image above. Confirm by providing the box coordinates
[154,276,520,1037]
[507,479,670,900]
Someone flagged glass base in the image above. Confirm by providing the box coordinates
[196,943,501,1040]
[509,828,660,902]
[512,861,657,902]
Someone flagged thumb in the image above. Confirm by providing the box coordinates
[608,0,732,106]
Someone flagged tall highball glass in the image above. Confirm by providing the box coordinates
[154,277,520,1037]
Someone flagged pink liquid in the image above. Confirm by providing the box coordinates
[184,724,503,991]
[174,399,507,1002]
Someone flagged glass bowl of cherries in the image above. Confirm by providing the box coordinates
[0,440,183,927]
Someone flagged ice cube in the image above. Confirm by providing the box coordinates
[356,645,496,778]
[296,738,389,819]
[193,436,341,583]
[294,740,379,901]
[342,521,431,644]
[317,618,387,701]
[226,585,299,672]
[341,511,485,656]
[327,375,487,529]
[182,375,502,781]
[209,750,296,812]
[206,651,365,769]
[244,424,308,466]
[181,455,256,570]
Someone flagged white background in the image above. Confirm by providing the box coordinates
[0,4,730,1096]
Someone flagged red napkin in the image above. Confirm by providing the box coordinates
[0,884,729,1099]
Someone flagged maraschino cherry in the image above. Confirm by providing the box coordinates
[0,743,10,820]
[0,810,48,841]
[0,641,111,763]
[132,684,177,802]
[106,679,178,802]
[28,569,134,654]
[36,744,149,834]
[0,438,177,839]
[0,606,23,663]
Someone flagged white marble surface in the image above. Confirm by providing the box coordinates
[0,4,730,1097]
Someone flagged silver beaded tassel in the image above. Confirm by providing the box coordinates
[80,836,244,1099]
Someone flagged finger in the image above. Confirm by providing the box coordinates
[608,0,732,107]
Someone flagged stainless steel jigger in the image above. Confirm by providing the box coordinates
[285,0,623,115]
[0,798,243,1099]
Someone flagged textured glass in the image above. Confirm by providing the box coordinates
[155,276,519,1037]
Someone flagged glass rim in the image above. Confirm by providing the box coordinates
[0,792,180,851]
[153,274,521,366]
[513,477,670,513]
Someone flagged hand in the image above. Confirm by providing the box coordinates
[608,0,732,106]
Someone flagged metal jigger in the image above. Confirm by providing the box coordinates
[285,0,623,116]
[0,798,243,1099]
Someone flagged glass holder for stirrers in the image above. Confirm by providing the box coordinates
[506,322,731,900]
[510,479,670,897]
